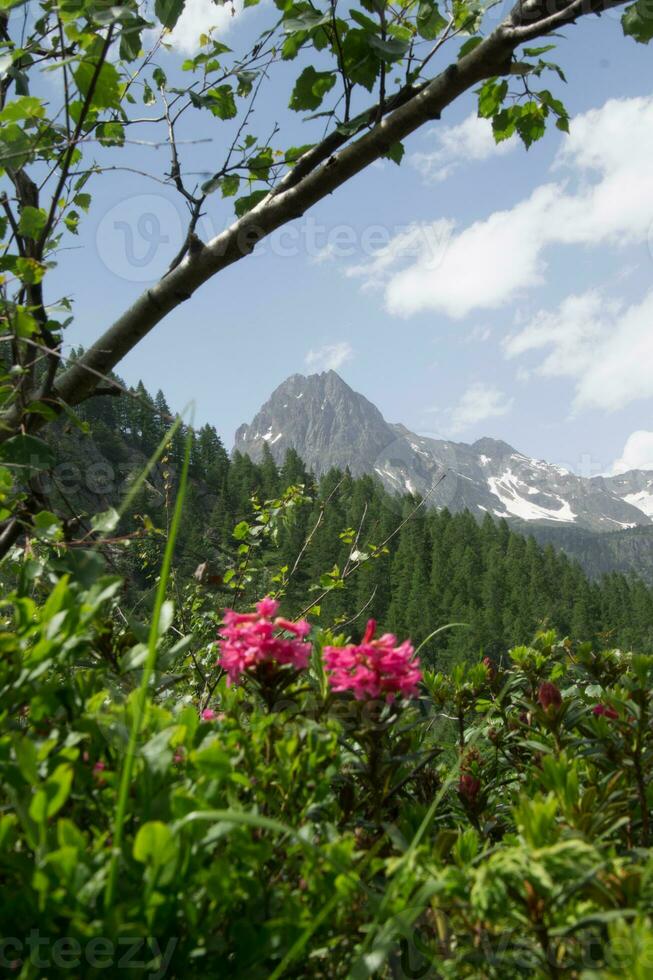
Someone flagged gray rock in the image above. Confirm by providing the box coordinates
[235,371,652,533]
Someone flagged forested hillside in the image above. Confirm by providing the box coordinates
[58,376,653,661]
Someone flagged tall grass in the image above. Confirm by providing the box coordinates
[104,421,192,908]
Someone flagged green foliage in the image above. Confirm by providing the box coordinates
[0,394,652,973]
[622,0,653,42]
[46,374,653,661]
[1,519,652,976]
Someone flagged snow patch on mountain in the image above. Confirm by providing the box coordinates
[623,491,653,517]
[234,371,653,534]
[487,470,577,523]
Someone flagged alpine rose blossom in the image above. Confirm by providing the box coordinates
[538,681,562,712]
[323,620,421,702]
[217,597,311,685]
[458,774,481,805]
[593,703,618,720]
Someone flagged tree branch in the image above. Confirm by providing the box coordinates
[1,0,631,433]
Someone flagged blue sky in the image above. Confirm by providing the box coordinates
[61,7,653,477]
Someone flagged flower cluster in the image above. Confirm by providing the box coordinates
[323,619,422,703]
[217,597,311,685]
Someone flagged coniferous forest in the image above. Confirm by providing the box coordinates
[67,376,653,664]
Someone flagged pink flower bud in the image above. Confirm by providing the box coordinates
[593,703,618,720]
[538,681,562,712]
[458,773,481,804]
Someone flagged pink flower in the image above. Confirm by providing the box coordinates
[93,760,105,772]
[201,708,218,721]
[217,597,312,685]
[593,703,618,720]
[538,681,562,712]
[323,620,421,703]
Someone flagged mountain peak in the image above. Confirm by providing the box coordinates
[234,373,653,532]
[234,370,393,476]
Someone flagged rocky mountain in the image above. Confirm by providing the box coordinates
[234,371,653,534]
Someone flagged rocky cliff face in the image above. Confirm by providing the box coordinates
[234,371,653,534]
[234,371,395,477]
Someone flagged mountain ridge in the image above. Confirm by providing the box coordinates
[234,371,653,534]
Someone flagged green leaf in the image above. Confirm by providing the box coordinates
[120,18,146,61]
[289,67,337,112]
[152,67,167,89]
[0,96,45,121]
[283,9,331,31]
[492,108,517,142]
[74,60,121,109]
[219,174,240,197]
[282,29,308,61]
[383,141,405,165]
[18,204,48,239]
[206,84,237,119]
[523,44,557,56]
[236,71,258,97]
[0,434,54,470]
[453,0,483,32]
[91,507,120,533]
[74,192,91,211]
[155,0,185,30]
[133,820,177,864]
[342,30,380,90]
[29,765,74,822]
[0,124,32,169]
[285,144,314,164]
[13,309,38,338]
[233,520,250,540]
[234,189,268,217]
[13,736,39,783]
[478,78,508,118]
[622,0,653,42]
[458,36,483,58]
[515,101,547,147]
[15,256,46,284]
[367,35,410,61]
[64,210,80,234]
[417,1,447,40]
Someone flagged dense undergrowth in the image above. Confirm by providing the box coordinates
[0,426,652,978]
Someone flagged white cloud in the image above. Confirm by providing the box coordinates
[352,95,653,319]
[165,0,244,54]
[504,291,613,378]
[611,431,653,474]
[449,383,513,433]
[305,341,354,372]
[411,113,517,183]
[385,185,556,318]
[505,288,653,413]
[346,220,452,290]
